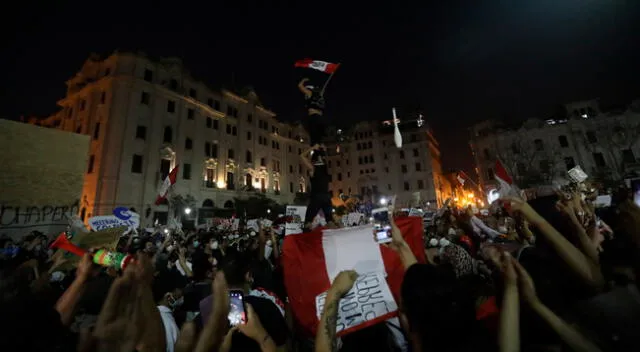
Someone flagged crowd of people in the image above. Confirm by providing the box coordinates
[1,182,639,351]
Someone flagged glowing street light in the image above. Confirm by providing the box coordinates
[380,198,388,205]
[267,209,271,214]
[184,207,192,215]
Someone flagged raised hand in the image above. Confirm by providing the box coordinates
[512,259,539,305]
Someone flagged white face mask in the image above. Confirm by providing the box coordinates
[266,240,273,247]
[250,231,256,237]
[498,226,508,233]
[166,245,174,252]
[172,296,184,308]
[210,241,219,250]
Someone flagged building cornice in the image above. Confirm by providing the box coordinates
[222,90,249,104]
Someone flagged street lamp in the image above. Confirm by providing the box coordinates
[184,207,192,215]
[379,197,387,205]
[267,209,271,214]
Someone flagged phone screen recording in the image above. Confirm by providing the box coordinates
[372,208,392,243]
[228,290,247,326]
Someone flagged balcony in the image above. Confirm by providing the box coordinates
[203,180,216,189]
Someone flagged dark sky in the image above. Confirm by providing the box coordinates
[2,1,639,174]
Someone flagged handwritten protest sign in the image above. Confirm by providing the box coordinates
[315,272,398,336]
[285,206,307,235]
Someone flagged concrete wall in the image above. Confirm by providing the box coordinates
[0,119,89,239]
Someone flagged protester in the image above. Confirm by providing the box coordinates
[1,178,640,352]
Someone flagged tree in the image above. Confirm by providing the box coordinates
[576,116,640,183]
[495,136,565,188]
[169,194,196,218]
[233,194,284,220]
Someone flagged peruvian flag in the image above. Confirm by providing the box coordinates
[282,217,425,338]
[294,58,340,74]
[495,159,521,199]
[155,166,179,205]
[456,173,466,186]
[494,159,513,185]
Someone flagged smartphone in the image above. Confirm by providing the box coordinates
[228,290,247,326]
[372,207,392,244]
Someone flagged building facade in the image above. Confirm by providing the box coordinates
[35,51,312,226]
[323,120,450,209]
[470,99,640,192]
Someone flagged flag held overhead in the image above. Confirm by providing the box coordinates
[155,165,179,205]
[294,58,340,74]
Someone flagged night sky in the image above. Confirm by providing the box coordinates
[2,1,639,175]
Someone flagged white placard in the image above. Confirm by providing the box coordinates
[322,225,386,282]
[247,219,259,231]
[264,244,273,259]
[568,165,588,183]
[285,206,307,235]
[342,212,364,227]
[315,272,398,334]
[88,214,139,231]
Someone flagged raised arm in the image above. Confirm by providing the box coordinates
[315,271,358,352]
[298,78,312,98]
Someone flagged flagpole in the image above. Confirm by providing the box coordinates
[320,63,340,96]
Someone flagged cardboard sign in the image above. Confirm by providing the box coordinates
[285,206,307,235]
[315,271,398,336]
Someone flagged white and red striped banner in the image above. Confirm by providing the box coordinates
[282,217,425,337]
[294,58,339,74]
[155,166,179,205]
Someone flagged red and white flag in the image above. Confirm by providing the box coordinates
[494,159,520,198]
[155,166,179,205]
[294,59,340,74]
[282,217,425,338]
[456,173,466,186]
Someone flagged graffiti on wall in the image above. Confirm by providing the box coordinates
[0,200,80,236]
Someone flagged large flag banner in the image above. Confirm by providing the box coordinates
[282,216,426,337]
[294,58,339,74]
[156,166,179,205]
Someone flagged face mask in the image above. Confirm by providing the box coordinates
[34,245,42,251]
[210,241,219,250]
[250,231,257,237]
[266,240,273,247]
[171,296,184,308]
[498,226,508,233]
[193,241,200,248]
[166,245,174,252]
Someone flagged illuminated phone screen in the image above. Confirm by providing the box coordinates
[228,290,247,326]
[372,208,392,244]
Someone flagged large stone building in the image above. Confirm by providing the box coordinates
[34,51,312,226]
[470,99,640,192]
[323,120,450,209]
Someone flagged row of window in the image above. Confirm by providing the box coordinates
[67,92,108,119]
[329,179,425,197]
[89,151,301,194]
[486,133,603,159]
[485,149,637,179]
